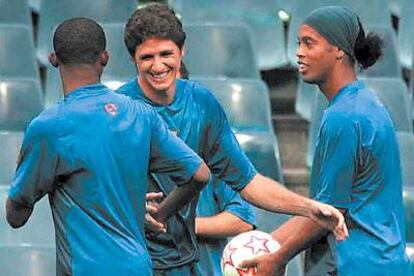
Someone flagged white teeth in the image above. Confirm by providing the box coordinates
[151,72,168,79]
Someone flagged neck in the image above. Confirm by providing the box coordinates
[318,65,357,101]
[137,77,176,105]
[59,65,101,96]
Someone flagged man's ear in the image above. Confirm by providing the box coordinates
[336,48,346,60]
[48,52,59,67]
[100,50,109,67]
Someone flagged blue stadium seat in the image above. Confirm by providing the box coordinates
[0,26,39,80]
[0,245,55,276]
[236,131,283,182]
[295,79,318,121]
[397,132,414,242]
[0,0,32,26]
[0,132,23,186]
[193,78,272,132]
[37,0,138,65]
[0,79,44,131]
[183,23,261,79]
[397,0,414,69]
[407,243,414,274]
[170,0,288,70]
[287,0,393,67]
[307,78,413,167]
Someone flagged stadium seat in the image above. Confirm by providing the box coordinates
[0,187,55,246]
[295,79,318,121]
[407,243,414,273]
[397,0,414,69]
[235,131,283,182]
[0,245,55,276]
[183,23,261,79]
[362,78,412,132]
[307,78,413,167]
[397,132,414,242]
[170,0,288,70]
[0,26,39,80]
[359,27,402,79]
[193,78,273,132]
[0,132,23,186]
[287,0,393,66]
[37,0,139,65]
[0,0,32,26]
[0,79,43,131]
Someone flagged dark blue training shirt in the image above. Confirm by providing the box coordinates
[117,78,257,270]
[308,80,411,275]
[9,83,203,275]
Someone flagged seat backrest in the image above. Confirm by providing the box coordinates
[0,26,39,80]
[193,78,272,132]
[0,132,23,185]
[0,80,43,131]
[0,0,32,26]
[183,23,260,79]
[37,0,138,64]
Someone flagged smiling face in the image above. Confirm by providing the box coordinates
[134,37,183,97]
[296,24,338,85]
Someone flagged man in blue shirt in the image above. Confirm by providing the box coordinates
[5,17,211,276]
[118,3,348,275]
[242,6,412,275]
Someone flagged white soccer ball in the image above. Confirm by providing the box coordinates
[221,230,281,276]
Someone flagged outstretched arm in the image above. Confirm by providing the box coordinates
[239,174,348,240]
[6,198,34,228]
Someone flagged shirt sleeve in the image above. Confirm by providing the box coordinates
[8,121,58,207]
[203,96,257,191]
[311,113,359,209]
[213,179,257,228]
[148,108,203,186]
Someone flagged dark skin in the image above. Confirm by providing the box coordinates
[6,50,211,228]
[240,24,354,275]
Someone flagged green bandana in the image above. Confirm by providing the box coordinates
[302,6,360,57]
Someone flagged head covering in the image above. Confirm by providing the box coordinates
[302,6,360,57]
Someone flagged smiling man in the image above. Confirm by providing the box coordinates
[117,3,347,275]
[241,6,412,276]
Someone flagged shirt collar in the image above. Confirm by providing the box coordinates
[329,79,364,105]
[64,83,108,99]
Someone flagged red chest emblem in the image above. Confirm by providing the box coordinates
[104,103,117,116]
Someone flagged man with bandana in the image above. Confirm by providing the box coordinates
[241,6,412,276]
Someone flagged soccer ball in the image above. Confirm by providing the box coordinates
[221,230,281,276]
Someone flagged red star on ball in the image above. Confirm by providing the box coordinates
[244,235,271,255]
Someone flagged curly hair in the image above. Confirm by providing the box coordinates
[124,3,186,57]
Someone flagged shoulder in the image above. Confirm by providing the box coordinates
[180,79,223,112]
[24,104,60,144]
[115,78,139,98]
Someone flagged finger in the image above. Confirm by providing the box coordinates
[146,192,164,201]
[145,214,167,233]
[239,257,258,268]
[146,204,158,214]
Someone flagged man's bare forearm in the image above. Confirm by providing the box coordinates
[155,163,210,222]
[196,211,253,239]
[240,174,314,217]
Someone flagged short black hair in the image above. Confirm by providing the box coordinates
[124,3,186,57]
[53,17,106,65]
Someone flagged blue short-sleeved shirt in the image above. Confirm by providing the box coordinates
[195,178,256,276]
[8,83,203,276]
[308,80,411,275]
[116,79,257,270]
